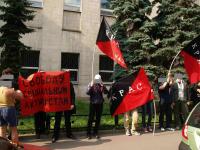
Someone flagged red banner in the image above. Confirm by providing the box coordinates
[18,71,71,116]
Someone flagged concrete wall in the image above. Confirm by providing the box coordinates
[21,0,114,97]
[2,0,200,97]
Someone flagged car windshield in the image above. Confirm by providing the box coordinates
[187,102,200,128]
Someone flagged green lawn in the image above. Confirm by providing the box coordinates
[18,99,160,134]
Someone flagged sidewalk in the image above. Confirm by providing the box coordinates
[20,129,181,150]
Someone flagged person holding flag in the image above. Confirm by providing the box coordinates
[124,109,141,136]
[158,73,175,132]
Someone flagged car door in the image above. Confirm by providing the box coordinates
[187,103,200,150]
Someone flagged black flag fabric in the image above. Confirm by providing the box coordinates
[96,17,127,69]
[181,35,200,84]
[109,68,154,116]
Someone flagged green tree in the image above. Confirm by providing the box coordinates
[152,0,200,74]
[0,0,34,73]
[111,0,159,80]
[111,0,200,80]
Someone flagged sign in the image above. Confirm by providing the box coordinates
[18,71,71,116]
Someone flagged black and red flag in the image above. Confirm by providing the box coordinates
[181,35,200,84]
[109,68,154,116]
[96,17,127,69]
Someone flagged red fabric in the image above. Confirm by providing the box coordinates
[18,71,71,116]
[23,144,50,150]
[181,51,200,84]
[113,68,154,116]
[97,41,127,69]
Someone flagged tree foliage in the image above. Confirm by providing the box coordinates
[111,0,200,80]
[0,0,34,73]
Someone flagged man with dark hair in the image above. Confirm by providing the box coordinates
[171,75,189,130]
[158,73,174,131]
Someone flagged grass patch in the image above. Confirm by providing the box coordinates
[18,99,160,134]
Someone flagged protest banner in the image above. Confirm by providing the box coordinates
[18,71,71,116]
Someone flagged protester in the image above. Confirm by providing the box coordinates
[190,81,200,107]
[124,109,140,136]
[158,73,174,131]
[170,75,189,130]
[34,111,47,139]
[107,81,119,128]
[52,82,76,143]
[141,101,153,132]
[26,73,48,139]
[86,74,108,139]
[0,70,24,147]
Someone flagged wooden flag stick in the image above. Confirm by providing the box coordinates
[169,50,181,73]
[153,99,157,136]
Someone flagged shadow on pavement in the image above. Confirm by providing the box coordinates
[43,138,112,150]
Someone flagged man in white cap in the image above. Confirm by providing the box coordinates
[86,74,108,139]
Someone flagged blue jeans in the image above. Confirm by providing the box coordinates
[0,107,17,127]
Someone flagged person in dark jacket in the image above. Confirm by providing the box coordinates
[107,82,119,128]
[190,81,200,107]
[52,82,76,143]
[170,76,189,130]
[158,73,174,131]
[86,74,108,139]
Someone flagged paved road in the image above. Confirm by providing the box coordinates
[21,130,181,150]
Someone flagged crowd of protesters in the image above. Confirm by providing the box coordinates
[0,68,200,149]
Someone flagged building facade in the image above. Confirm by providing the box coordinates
[1,0,200,97]
[20,0,115,98]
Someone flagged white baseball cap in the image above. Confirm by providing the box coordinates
[94,74,102,83]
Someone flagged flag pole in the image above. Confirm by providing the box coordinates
[168,50,181,73]
[153,99,157,136]
[92,46,96,81]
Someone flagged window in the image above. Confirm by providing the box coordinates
[61,53,79,82]
[64,0,81,11]
[99,55,114,82]
[188,103,200,128]
[20,50,40,78]
[64,0,80,7]
[101,0,111,9]
[28,0,43,8]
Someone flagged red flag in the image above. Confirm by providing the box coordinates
[181,35,200,84]
[110,68,154,116]
[96,17,127,69]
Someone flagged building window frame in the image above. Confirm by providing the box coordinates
[28,0,43,8]
[20,50,40,78]
[100,0,113,16]
[64,0,81,12]
[61,52,80,84]
[99,55,114,84]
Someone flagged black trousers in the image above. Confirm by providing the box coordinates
[159,102,172,128]
[174,101,189,127]
[34,111,46,135]
[53,111,72,139]
[142,101,152,128]
[114,115,119,126]
[87,103,103,135]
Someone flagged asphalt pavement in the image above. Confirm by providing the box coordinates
[20,130,181,150]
